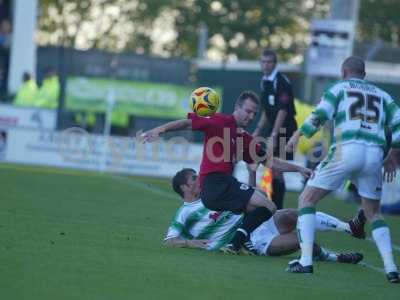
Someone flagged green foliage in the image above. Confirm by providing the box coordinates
[37,0,329,59]
[163,0,329,60]
[37,1,400,59]
[358,0,400,46]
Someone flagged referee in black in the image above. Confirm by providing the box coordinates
[252,49,297,209]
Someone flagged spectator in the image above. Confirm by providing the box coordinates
[0,19,11,96]
[13,72,38,107]
[35,68,60,109]
[0,19,11,49]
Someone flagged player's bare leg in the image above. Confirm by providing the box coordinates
[362,197,399,283]
[245,189,277,213]
[267,232,299,256]
[273,209,298,234]
[223,190,276,255]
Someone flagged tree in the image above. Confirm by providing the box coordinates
[37,0,155,53]
[358,0,400,47]
[161,0,329,60]
[37,0,330,60]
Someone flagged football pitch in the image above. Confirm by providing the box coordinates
[1,163,399,299]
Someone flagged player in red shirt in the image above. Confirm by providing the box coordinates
[141,91,312,254]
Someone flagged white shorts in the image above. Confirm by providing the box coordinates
[307,142,383,200]
[250,216,280,255]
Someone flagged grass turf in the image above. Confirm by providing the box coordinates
[0,163,399,299]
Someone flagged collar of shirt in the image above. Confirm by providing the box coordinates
[347,77,366,82]
[262,68,278,82]
[183,198,202,206]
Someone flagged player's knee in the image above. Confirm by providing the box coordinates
[286,208,298,225]
[250,190,276,213]
[278,208,297,229]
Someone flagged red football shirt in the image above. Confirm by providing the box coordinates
[188,113,264,185]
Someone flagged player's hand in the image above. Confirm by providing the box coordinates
[186,239,209,249]
[298,166,313,179]
[383,151,397,182]
[286,131,300,153]
[139,128,162,143]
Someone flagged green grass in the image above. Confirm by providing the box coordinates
[0,163,399,299]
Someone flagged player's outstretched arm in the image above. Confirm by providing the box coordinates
[286,130,302,153]
[268,157,313,178]
[164,238,209,249]
[140,119,192,143]
[253,110,267,137]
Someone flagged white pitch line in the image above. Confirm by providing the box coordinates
[358,261,386,274]
[110,174,178,201]
[324,247,385,275]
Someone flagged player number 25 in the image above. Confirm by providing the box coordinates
[348,91,381,124]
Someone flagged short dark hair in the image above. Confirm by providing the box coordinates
[172,168,196,198]
[261,49,277,62]
[342,56,365,77]
[235,91,260,107]
[22,72,31,82]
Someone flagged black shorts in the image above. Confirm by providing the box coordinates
[200,173,255,214]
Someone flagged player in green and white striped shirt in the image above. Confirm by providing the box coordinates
[164,168,365,263]
[286,56,400,283]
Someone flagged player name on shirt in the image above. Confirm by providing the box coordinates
[349,81,377,93]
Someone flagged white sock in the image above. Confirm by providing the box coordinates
[315,212,351,233]
[298,207,316,266]
[371,220,398,273]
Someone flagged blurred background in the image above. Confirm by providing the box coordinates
[0,0,399,210]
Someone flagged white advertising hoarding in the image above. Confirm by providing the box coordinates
[306,19,355,77]
[0,127,304,191]
[0,104,56,130]
[1,127,202,178]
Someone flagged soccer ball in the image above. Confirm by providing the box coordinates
[190,87,220,116]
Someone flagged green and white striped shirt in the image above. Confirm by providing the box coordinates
[300,78,400,149]
[165,199,243,250]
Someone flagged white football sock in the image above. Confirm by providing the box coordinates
[372,220,398,273]
[315,212,351,233]
[298,207,316,266]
